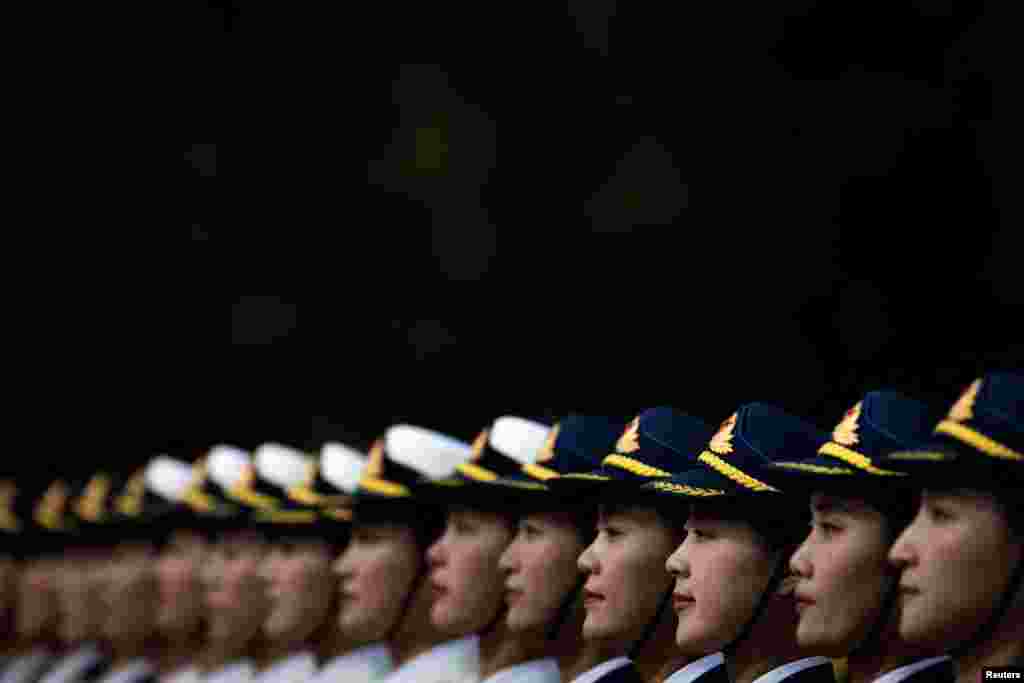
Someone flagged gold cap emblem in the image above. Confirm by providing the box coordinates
[948,379,982,423]
[616,417,640,454]
[116,470,146,517]
[366,438,386,478]
[75,474,111,522]
[537,423,560,464]
[470,429,490,461]
[1,481,20,532]
[833,402,862,446]
[35,480,70,530]
[709,414,737,455]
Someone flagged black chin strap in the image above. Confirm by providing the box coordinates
[850,571,901,656]
[547,575,586,642]
[951,553,1024,658]
[388,558,429,644]
[725,554,788,656]
[629,583,674,660]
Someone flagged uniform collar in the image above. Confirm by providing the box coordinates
[40,643,104,683]
[256,652,315,683]
[750,657,832,683]
[569,657,633,683]
[317,644,392,681]
[872,657,951,683]
[384,635,479,682]
[480,657,560,683]
[159,666,199,683]
[204,659,254,683]
[2,648,55,683]
[665,653,726,683]
[97,658,153,683]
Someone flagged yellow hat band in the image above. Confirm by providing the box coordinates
[456,462,499,482]
[698,451,777,492]
[935,420,1023,462]
[358,476,411,498]
[818,442,906,476]
[522,463,559,481]
[602,453,672,478]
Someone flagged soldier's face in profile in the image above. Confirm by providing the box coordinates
[788,494,894,655]
[334,521,421,643]
[426,507,515,635]
[889,489,1023,647]
[498,510,587,633]
[259,538,334,643]
[99,542,157,644]
[578,505,683,644]
[666,507,777,656]
[55,549,106,645]
[155,531,207,637]
[16,557,59,639]
[202,532,269,644]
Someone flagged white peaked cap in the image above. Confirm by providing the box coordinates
[489,416,551,465]
[385,425,473,480]
[254,443,312,490]
[145,456,195,503]
[320,442,366,494]
[207,445,252,490]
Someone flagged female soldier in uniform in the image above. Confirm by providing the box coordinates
[420,416,557,682]
[879,373,1024,683]
[548,407,718,683]
[654,404,835,683]
[770,391,953,683]
[332,424,476,683]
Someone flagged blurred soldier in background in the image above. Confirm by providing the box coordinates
[193,447,272,683]
[37,478,111,683]
[248,444,350,683]
[491,415,626,681]
[333,425,474,683]
[306,442,385,683]
[419,416,557,682]
[2,481,61,683]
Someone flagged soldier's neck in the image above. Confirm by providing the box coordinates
[154,632,204,675]
[634,616,686,683]
[198,634,257,674]
[478,620,544,680]
[847,635,944,683]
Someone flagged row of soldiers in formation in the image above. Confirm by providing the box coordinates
[2,372,1021,683]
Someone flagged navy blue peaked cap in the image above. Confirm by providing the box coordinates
[877,373,1024,490]
[644,403,830,500]
[549,407,714,497]
[765,391,938,490]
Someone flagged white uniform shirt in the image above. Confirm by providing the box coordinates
[202,660,253,683]
[873,657,952,683]
[160,667,199,683]
[381,636,479,683]
[95,659,154,683]
[2,648,54,683]
[311,645,393,683]
[664,653,726,683]
[480,658,560,683]
[254,653,315,683]
[567,658,632,683]
[38,644,105,683]
[750,657,832,683]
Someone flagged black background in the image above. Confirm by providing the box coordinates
[19,2,1024,483]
